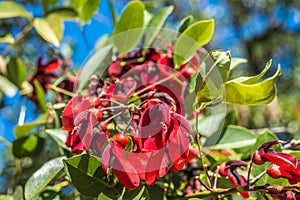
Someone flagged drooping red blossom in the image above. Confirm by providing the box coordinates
[62,46,203,190]
[62,95,108,154]
[252,140,300,185]
[219,160,250,198]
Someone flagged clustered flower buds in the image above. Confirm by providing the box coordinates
[62,46,201,189]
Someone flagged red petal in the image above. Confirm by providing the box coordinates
[260,148,298,170]
[145,150,164,185]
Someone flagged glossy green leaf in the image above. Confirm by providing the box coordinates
[207,125,256,149]
[71,0,100,23]
[223,65,281,106]
[0,75,18,97]
[143,6,174,48]
[63,154,121,198]
[33,13,63,47]
[178,15,195,34]
[0,1,32,20]
[15,113,49,138]
[12,135,43,158]
[46,7,78,20]
[24,156,66,200]
[174,19,214,68]
[0,33,14,43]
[230,57,247,70]
[7,57,26,88]
[43,0,60,6]
[113,1,145,54]
[77,44,112,92]
[231,60,272,83]
[33,80,48,112]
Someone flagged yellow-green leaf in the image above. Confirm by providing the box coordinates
[113,1,145,55]
[0,33,14,44]
[0,1,32,20]
[223,65,281,106]
[174,19,214,69]
[33,13,63,46]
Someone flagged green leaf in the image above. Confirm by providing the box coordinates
[63,154,120,198]
[122,185,147,200]
[33,13,63,46]
[231,60,272,84]
[7,57,26,88]
[223,65,281,106]
[251,129,278,154]
[77,44,112,92]
[71,0,100,23]
[0,33,14,44]
[113,1,145,55]
[12,135,43,158]
[0,1,32,20]
[0,75,18,97]
[45,129,68,150]
[206,125,256,149]
[46,7,78,20]
[33,80,48,112]
[178,15,195,34]
[194,50,231,109]
[15,113,49,138]
[43,0,60,6]
[143,6,174,48]
[230,57,247,70]
[174,19,214,69]
[24,156,66,200]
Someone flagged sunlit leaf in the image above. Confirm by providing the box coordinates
[0,33,14,44]
[178,15,195,34]
[24,156,66,200]
[63,154,121,198]
[71,0,100,23]
[174,19,214,68]
[121,185,149,200]
[143,6,174,48]
[7,57,26,88]
[223,65,281,105]
[0,1,32,20]
[0,75,18,97]
[15,113,49,138]
[33,13,63,47]
[113,1,145,54]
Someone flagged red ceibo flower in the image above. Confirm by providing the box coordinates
[219,160,250,198]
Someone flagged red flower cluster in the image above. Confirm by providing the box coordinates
[252,140,300,185]
[219,160,250,198]
[62,46,201,190]
[29,56,74,102]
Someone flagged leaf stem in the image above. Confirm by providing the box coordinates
[50,85,76,97]
[109,0,117,27]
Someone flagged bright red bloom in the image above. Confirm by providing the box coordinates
[219,160,250,198]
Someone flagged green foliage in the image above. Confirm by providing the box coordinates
[33,80,48,112]
[12,135,43,158]
[0,75,18,97]
[0,1,32,20]
[7,57,26,88]
[33,13,63,47]
[24,156,66,200]
[15,113,49,138]
[206,125,256,150]
[113,1,145,55]
[63,154,121,198]
[143,6,174,48]
[174,19,214,68]
[70,0,101,23]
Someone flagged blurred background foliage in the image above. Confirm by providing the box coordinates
[0,0,299,196]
